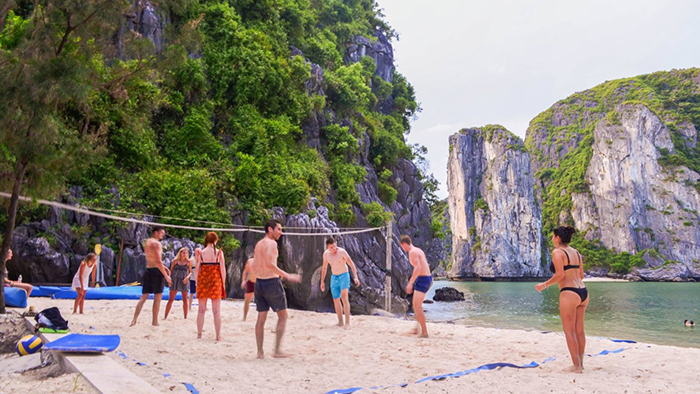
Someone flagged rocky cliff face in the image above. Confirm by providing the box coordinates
[447,126,545,279]
[570,104,700,279]
[6,29,433,314]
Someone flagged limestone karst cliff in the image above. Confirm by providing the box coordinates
[447,69,700,281]
[447,126,545,279]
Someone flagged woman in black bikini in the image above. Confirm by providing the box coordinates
[535,226,588,373]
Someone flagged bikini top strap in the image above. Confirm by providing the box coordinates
[559,248,571,266]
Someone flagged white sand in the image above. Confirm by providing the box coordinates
[18,297,700,393]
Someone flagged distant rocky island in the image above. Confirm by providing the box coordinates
[447,69,700,282]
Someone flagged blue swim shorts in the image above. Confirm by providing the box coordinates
[414,275,433,294]
[330,272,350,299]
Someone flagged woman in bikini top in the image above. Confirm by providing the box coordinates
[535,225,589,374]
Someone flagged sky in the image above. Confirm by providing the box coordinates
[377,0,700,198]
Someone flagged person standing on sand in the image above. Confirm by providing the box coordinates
[72,253,97,314]
[400,235,432,338]
[131,226,172,326]
[535,226,589,374]
[195,232,227,341]
[3,249,33,296]
[241,256,256,321]
[164,248,192,320]
[253,219,301,359]
[320,238,360,328]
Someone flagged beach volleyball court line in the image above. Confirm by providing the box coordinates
[325,345,635,394]
[0,192,382,236]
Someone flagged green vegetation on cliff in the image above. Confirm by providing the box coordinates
[527,68,700,273]
[0,0,420,239]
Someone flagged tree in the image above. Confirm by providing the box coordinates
[0,0,172,313]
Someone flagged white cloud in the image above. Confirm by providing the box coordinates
[380,0,700,198]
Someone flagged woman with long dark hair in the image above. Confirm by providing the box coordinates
[536,226,588,373]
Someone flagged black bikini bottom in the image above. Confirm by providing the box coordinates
[560,287,588,302]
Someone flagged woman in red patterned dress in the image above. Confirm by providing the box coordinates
[194,232,226,341]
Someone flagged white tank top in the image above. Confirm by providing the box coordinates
[72,262,94,289]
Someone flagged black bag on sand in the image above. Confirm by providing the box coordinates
[34,307,69,330]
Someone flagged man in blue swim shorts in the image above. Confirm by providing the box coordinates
[400,235,432,338]
[320,238,360,328]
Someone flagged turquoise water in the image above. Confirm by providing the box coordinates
[423,281,700,348]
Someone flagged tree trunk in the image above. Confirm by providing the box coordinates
[0,162,26,314]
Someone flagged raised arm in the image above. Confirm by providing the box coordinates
[536,250,566,292]
[343,250,360,286]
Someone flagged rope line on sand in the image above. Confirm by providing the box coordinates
[325,343,635,394]
[0,192,382,236]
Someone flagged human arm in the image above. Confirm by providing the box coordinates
[344,250,360,287]
[535,250,566,292]
[406,251,419,294]
[78,263,86,289]
[90,263,97,287]
[579,254,585,280]
[320,253,328,292]
[219,249,226,293]
[241,261,250,289]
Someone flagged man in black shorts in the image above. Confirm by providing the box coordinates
[131,226,172,326]
[252,219,301,358]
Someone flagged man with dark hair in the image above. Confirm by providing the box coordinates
[252,219,301,358]
[400,234,432,338]
[131,226,172,326]
[320,238,360,328]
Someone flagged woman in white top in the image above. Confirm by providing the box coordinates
[72,253,97,314]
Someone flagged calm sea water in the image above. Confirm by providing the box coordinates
[423,281,700,348]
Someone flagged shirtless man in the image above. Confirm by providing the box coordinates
[400,235,432,338]
[131,226,172,326]
[253,219,301,359]
[320,238,360,328]
[240,256,256,321]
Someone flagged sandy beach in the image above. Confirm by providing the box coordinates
[5,297,700,393]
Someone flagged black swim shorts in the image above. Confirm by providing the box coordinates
[254,277,287,312]
[142,267,165,294]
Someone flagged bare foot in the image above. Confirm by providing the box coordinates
[257,351,265,359]
[343,324,350,330]
[152,323,159,326]
[130,320,137,327]
[273,352,293,358]
[197,334,202,339]
[418,333,429,338]
[336,322,344,327]
[563,366,583,374]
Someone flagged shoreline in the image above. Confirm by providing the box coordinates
[8,297,700,393]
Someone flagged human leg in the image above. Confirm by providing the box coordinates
[256,311,268,359]
[211,298,221,341]
[575,297,589,369]
[152,293,162,326]
[559,291,583,372]
[332,298,343,326]
[197,298,208,338]
[340,288,351,327]
[182,291,189,318]
[73,288,82,314]
[243,291,254,321]
[273,309,291,358]
[79,288,87,314]
[164,289,177,319]
[413,291,428,337]
[130,294,149,326]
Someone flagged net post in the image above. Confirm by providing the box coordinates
[384,219,392,312]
